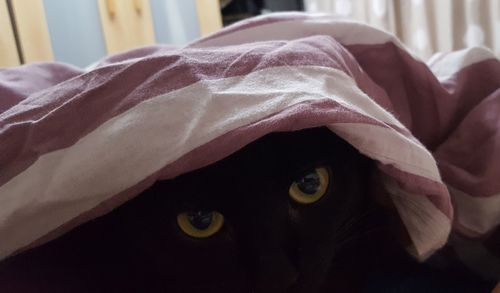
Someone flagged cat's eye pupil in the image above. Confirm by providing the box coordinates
[296,172,320,195]
[187,211,213,230]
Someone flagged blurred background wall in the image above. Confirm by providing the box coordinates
[1,0,498,68]
[305,0,500,60]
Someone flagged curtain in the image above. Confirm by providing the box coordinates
[304,0,500,60]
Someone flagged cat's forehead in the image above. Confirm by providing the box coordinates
[225,128,353,169]
[175,128,354,186]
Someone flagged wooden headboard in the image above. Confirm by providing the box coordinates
[0,0,222,67]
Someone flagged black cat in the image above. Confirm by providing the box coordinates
[0,127,494,293]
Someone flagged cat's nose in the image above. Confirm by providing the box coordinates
[253,251,299,293]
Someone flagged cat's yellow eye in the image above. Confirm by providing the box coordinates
[177,211,224,238]
[289,167,330,204]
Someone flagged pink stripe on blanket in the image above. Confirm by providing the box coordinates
[0,63,82,114]
[434,88,500,198]
[91,45,178,68]
[0,36,383,185]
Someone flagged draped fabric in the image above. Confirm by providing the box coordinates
[0,13,498,263]
[305,0,500,60]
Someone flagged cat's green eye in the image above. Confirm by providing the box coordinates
[177,211,224,238]
[289,167,330,204]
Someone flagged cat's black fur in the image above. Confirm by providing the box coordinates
[0,127,495,293]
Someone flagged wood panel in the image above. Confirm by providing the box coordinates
[196,0,223,37]
[0,0,20,67]
[10,0,53,63]
[98,0,155,54]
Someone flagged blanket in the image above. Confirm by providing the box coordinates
[0,12,499,262]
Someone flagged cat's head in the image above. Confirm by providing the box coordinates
[115,127,404,293]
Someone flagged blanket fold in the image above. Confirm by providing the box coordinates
[0,12,498,261]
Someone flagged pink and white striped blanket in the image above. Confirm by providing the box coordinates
[0,13,499,261]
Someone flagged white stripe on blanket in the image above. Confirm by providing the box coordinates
[329,123,440,181]
[450,186,500,235]
[385,177,451,259]
[428,47,497,81]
